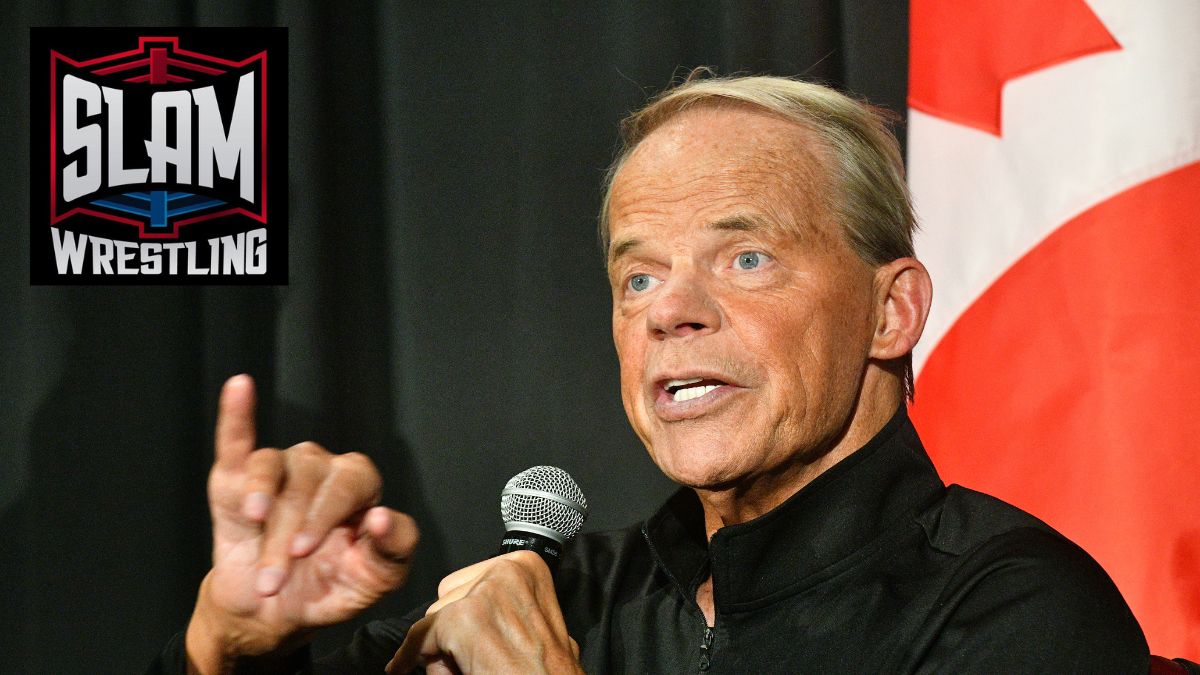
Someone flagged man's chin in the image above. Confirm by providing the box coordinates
[652,451,745,492]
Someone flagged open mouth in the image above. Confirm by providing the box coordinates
[663,377,729,402]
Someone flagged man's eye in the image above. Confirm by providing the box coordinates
[735,251,767,270]
[628,273,659,293]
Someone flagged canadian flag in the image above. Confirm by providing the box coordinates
[908,0,1200,657]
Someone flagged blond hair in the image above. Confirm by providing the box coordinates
[600,72,918,397]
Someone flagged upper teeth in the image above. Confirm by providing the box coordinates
[667,378,720,402]
[674,385,719,402]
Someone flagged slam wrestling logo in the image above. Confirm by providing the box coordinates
[30,28,287,284]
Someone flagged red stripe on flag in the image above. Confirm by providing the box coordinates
[912,161,1200,657]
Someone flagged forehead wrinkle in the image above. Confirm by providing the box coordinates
[610,176,756,241]
[709,155,833,249]
[771,146,838,246]
[609,107,841,257]
[609,167,727,221]
[690,117,836,241]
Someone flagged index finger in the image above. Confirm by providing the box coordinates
[385,614,435,674]
[214,374,257,470]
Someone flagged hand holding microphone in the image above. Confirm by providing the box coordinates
[184,375,584,675]
[387,466,589,675]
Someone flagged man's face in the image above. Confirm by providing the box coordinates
[606,106,880,494]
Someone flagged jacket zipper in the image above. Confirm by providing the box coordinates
[698,625,714,671]
[641,527,717,673]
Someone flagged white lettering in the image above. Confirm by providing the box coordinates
[59,73,258,202]
[194,72,255,201]
[246,228,267,274]
[163,242,186,275]
[45,229,267,276]
[186,241,207,275]
[62,75,102,202]
[146,90,193,185]
[220,232,244,274]
[101,86,149,187]
[51,227,88,274]
[142,243,162,275]
[91,236,114,274]
[115,240,138,275]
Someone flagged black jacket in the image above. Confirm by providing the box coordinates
[152,408,1149,673]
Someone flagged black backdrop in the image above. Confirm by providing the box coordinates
[0,2,907,672]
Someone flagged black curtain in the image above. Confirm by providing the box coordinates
[0,2,907,671]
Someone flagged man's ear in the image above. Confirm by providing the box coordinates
[870,257,933,361]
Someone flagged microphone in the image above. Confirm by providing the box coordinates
[498,466,588,574]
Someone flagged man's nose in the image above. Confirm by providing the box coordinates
[646,267,721,339]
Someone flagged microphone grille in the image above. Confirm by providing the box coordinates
[500,466,588,542]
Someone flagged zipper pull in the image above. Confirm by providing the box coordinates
[699,626,714,671]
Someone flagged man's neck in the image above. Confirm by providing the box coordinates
[692,438,862,626]
[695,383,901,540]
[694,450,848,540]
[692,389,902,626]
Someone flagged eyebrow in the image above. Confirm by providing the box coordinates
[709,214,769,233]
[607,214,772,266]
[608,237,641,265]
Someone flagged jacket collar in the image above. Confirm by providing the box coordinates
[641,406,944,612]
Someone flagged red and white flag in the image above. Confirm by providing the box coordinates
[908,0,1200,656]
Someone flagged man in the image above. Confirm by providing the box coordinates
[156,75,1149,673]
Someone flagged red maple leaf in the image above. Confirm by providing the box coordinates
[909,0,1120,136]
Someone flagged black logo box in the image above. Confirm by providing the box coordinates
[30,27,287,285]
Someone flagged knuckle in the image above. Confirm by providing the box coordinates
[509,549,541,567]
[471,575,499,596]
[336,452,382,494]
[282,443,331,490]
[289,441,328,461]
[338,450,377,473]
[250,446,282,460]
[486,558,521,581]
[244,449,282,481]
[500,551,543,578]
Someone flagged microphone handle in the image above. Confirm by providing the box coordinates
[498,530,563,575]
